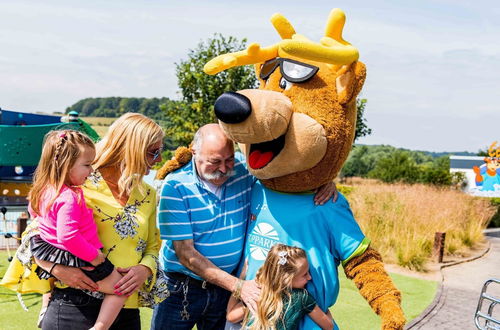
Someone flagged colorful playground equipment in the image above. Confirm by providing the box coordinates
[0,108,99,311]
[0,107,99,254]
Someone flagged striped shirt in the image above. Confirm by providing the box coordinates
[157,153,254,280]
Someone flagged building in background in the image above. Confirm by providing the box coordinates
[450,155,500,197]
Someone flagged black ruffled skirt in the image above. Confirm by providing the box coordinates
[30,235,114,282]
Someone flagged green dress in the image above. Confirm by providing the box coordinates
[248,289,317,329]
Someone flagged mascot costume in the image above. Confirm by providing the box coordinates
[158,8,406,329]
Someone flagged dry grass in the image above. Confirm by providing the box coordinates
[343,180,496,271]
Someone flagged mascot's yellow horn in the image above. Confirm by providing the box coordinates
[203,8,359,75]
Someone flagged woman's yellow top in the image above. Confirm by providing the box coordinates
[0,170,164,309]
[81,170,161,308]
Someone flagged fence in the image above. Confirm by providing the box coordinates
[0,205,29,250]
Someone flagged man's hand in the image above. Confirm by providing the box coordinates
[35,257,97,291]
[313,181,338,205]
[239,279,260,314]
[115,264,152,296]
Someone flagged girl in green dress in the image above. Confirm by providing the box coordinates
[227,244,334,330]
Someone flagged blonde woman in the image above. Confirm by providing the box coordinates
[227,244,334,330]
[33,113,164,330]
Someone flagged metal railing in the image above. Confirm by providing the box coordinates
[475,278,500,329]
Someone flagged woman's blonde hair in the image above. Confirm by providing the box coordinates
[250,244,307,330]
[29,129,95,215]
[93,112,164,197]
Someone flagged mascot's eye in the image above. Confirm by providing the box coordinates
[279,77,293,90]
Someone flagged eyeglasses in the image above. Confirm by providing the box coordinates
[147,146,163,161]
[259,57,319,83]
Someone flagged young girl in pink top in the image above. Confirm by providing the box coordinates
[29,130,125,330]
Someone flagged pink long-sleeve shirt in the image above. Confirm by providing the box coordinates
[30,185,102,262]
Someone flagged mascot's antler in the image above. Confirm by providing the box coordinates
[203,8,359,75]
[488,141,498,158]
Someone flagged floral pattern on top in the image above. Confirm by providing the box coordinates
[136,238,147,254]
[87,170,103,187]
[138,255,170,307]
[92,178,151,240]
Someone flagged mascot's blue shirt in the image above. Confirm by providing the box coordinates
[244,181,370,330]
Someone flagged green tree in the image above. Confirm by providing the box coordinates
[355,98,372,142]
[418,156,451,185]
[368,150,421,183]
[341,145,371,177]
[164,34,257,147]
[341,145,399,178]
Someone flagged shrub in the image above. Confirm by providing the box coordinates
[347,183,496,271]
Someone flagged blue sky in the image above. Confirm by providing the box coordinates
[1,0,498,152]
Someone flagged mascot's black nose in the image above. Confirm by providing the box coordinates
[214,92,252,124]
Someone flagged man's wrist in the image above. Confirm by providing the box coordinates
[232,279,244,299]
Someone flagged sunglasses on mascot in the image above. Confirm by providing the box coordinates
[259,57,319,83]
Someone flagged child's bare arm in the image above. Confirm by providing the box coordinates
[308,305,334,330]
[227,297,247,323]
[90,251,106,266]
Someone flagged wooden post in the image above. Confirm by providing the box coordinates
[433,232,446,263]
[17,212,28,245]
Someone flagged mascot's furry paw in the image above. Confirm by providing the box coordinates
[343,247,406,330]
[155,146,192,180]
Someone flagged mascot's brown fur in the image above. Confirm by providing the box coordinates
[158,8,406,329]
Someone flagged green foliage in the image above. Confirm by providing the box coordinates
[341,145,433,178]
[354,98,371,142]
[65,97,175,122]
[342,145,395,177]
[418,156,452,186]
[341,145,465,187]
[164,34,257,147]
[477,147,490,156]
[368,150,421,183]
[367,152,456,185]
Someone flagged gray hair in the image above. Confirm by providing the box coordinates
[192,128,204,152]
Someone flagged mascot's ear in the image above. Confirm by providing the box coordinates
[334,61,366,105]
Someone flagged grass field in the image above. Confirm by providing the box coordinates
[0,250,436,329]
[81,116,116,137]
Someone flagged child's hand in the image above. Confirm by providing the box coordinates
[90,251,105,266]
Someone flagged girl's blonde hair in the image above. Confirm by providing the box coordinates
[29,129,95,215]
[251,244,307,330]
[93,112,164,197]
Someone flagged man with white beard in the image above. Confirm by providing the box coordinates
[152,124,260,330]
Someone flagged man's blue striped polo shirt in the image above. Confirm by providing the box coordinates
[157,153,254,279]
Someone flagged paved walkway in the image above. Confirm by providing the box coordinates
[409,231,500,329]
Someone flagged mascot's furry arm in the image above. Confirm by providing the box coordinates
[155,146,192,180]
[344,248,406,329]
